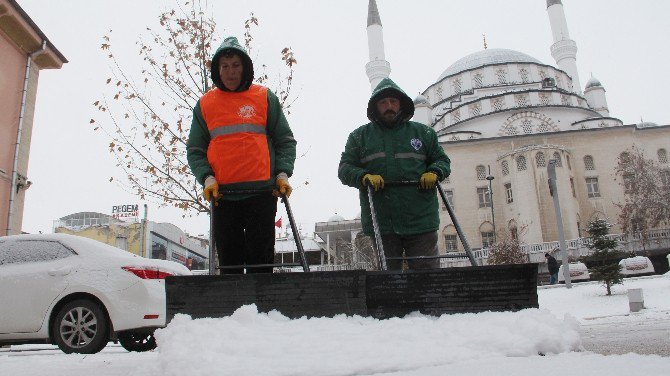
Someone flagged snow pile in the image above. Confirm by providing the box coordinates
[154,305,581,376]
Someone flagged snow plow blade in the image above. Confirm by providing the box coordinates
[166,263,538,321]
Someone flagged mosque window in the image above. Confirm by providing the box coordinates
[492,97,506,111]
[521,120,533,134]
[472,73,484,88]
[435,86,444,101]
[450,135,460,141]
[515,94,529,108]
[536,152,546,167]
[505,126,518,136]
[538,69,547,79]
[555,74,563,89]
[566,155,571,169]
[452,78,462,94]
[586,178,601,198]
[584,155,595,170]
[501,161,509,176]
[553,152,562,167]
[505,183,514,204]
[481,231,495,248]
[476,165,486,180]
[516,155,527,171]
[539,93,551,106]
[570,178,576,197]
[477,187,492,208]
[560,94,570,106]
[537,122,549,133]
[496,69,508,84]
[469,102,481,117]
[599,121,607,128]
[442,189,454,211]
[451,111,461,123]
[518,68,530,83]
[622,173,635,192]
[444,235,458,251]
[657,149,668,164]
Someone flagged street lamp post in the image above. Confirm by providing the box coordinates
[486,165,496,243]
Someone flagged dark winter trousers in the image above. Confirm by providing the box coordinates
[212,193,277,274]
[377,231,440,270]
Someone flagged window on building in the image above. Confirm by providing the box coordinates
[623,173,635,192]
[521,119,532,133]
[501,161,509,176]
[477,187,492,208]
[469,102,481,117]
[492,97,506,111]
[570,177,576,197]
[442,189,454,211]
[444,235,458,252]
[584,155,595,170]
[536,152,546,168]
[658,149,668,164]
[476,165,486,180]
[566,155,571,169]
[472,73,483,88]
[510,227,518,241]
[515,94,529,108]
[496,69,507,84]
[553,152,562,167]
[519,68,530,83]
[452,77,462,94]
[481,231,495,248]
[516,155,527,171]
[561,94,570,105]
[537,122,549,133]
[620,152,631,167]
[505,183,513,203]
[586,177,601,198]
[539,93,551,106]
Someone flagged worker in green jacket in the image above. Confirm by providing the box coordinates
[338,78,450,270]
[187,36,297,274]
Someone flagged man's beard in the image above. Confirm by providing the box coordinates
[381,110,398,123]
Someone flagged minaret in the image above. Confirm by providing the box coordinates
[365,0,391,91]
[546,0,582,94]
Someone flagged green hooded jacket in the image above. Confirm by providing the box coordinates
[187,37,297,199]
[338,78,451,236]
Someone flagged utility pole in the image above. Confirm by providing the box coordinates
[548,160,571,288]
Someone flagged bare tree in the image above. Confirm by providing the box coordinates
[487,225,528,265]
[615,147,670,243]
[91,1,297,215]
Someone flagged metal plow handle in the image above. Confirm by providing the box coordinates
[367,185,388,271]
[282,195,310,272]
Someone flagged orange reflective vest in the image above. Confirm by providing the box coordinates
[200,84,271,185]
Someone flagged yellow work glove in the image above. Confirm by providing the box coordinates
[203,176,220,202]
[419,171,438,190]
[275,172,292,198]
[362,174,384,191]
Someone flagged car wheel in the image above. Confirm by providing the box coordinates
[52,299,109,354]
[118,331,157,352]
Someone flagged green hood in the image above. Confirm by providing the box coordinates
[366,78,415,123]
[210,36,254,91]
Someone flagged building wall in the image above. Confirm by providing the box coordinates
[438,125,670,252]
[56,223,143,255]
[0,0,66,235]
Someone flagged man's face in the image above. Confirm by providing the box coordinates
[218,54,243,90]
[376,97,401,123]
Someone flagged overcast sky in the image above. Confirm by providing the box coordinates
[17,0,670,237]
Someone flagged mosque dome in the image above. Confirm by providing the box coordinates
[585,77,603,89]
[328,213,346,222]
[413,94,430,106]
[437,48,543,81]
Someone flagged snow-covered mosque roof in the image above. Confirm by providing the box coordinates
[328,214,346,222]
[413,94,429,106]
[585,77,603,89]
[637,121,659,128]
[437,48,543,81]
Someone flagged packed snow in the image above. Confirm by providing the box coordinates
[1,274,669,375]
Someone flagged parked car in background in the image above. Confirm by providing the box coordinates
[558,261,590,283]
[0,233,191,354]
[619,256,655,277]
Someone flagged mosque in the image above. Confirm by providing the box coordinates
[361,0,670,255]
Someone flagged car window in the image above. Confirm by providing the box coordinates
[0,240,75,265]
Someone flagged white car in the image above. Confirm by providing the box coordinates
[0,233,191,354]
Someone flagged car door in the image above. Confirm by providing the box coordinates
[0,239,75,333]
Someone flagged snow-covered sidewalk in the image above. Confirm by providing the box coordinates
[1,274,669,376]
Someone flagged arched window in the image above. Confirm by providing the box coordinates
[535,152,546,168]
[553,152,562,167]
[518,68,530,83]
[584,155,595,170]
[516,155,527,171]
[658,149,668,164]
[496,69,507,84]
[521,119,532,133]
[472,73,483,88]
[501,161,509,176]
[566,155,571,170]
[476,165,486,180]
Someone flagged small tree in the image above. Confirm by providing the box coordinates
[581,219,624,295]
[615,147,670,243]
[487,235,527,265]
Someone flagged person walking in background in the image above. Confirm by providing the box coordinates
[187,36,296,274]
[338,78,450,270]
[546,252,559,284]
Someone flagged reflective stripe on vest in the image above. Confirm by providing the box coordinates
[359,151,426,164]
[200,84,271,185]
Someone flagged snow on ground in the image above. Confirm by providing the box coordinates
[1,274,669,376]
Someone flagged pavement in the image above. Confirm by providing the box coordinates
[580,315,670,356]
